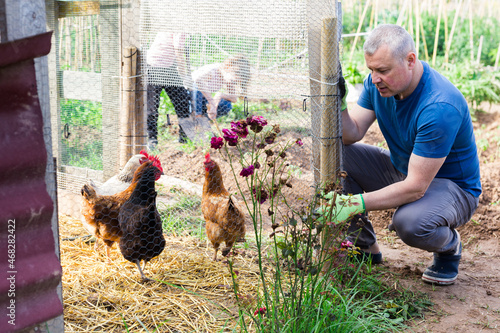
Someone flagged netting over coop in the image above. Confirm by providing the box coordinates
[50,0,345,219]
[140,0,345,182]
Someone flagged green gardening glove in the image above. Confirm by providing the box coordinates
[316,193,365,224]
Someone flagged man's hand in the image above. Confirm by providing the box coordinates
[339,75,348,112]
[316,193,365,224]
[207,103,217,120]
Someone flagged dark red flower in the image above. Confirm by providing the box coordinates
[247,115,267,133]
[253,186,268,204]
[231,121,249,138]
[210,137,224,149]
[265,132,277,144]
[256,143,267,149]
[254,307,267,316]
[240,165,255,177]
[295,139,304,146]
[222,129,239,146]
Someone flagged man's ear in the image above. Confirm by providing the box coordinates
[407,52,417,69]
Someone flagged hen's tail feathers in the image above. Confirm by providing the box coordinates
[81,183,97,199]
[228,194,237,211]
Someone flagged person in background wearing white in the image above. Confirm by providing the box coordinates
[146,32,193,146]
[191,54,250,120]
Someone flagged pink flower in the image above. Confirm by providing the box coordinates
[222,129,239,146]
[231,121,249,138]
[341,240,353,248]
[247,115,267,133]
[240,165,255,177]
[254,307,267,316]
[295,139,304,146]
[210,137,224,149]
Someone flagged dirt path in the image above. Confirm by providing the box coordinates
[376,227,500,332]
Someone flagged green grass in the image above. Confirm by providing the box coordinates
[60,98,103,169]
[157,190,205,239]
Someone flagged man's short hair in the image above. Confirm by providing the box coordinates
[363,24,416,62]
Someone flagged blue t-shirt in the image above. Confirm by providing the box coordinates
[357,61,481,197]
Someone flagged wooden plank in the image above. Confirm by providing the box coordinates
[320,17,340,189]
[57,1,99,18]
[120,46,135,166]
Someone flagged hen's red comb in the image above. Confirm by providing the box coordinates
[140,150,163,175]
[205,153,211,163]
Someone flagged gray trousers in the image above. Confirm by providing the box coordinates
[344,143,479,254]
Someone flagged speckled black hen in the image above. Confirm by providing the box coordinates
[118,163,165,281]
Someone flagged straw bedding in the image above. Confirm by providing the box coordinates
[59,215,264,332]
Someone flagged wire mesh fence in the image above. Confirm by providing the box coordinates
[50,1,345,328]
[50,0,344,212]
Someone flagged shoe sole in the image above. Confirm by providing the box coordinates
[421,273,457,285]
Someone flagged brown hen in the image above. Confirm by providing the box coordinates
[80,156,162,260]
[202,153,246,261]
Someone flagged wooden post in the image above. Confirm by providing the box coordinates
[476,35,483,64]
[307,0,336,185]
[120,47,136,166]
[320,17,340,188]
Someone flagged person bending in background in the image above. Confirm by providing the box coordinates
[332,24,481,286]
[191,54,250,120]
[146,32,192,147]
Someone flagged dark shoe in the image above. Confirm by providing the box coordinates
[422,231,461,286]
[357,251,383,264]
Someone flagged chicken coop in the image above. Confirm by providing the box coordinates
[47,0,345,217]
[43,0,345,330]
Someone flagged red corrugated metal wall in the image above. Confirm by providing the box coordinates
[0,32,63,332]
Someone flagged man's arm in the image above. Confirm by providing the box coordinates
[342,105,376,144]
[362,153,446,211]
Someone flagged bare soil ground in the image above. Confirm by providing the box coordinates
[156,102,500,332]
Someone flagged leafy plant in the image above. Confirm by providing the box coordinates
[442,62,500,113]
[207,115,429,332]
[344,62,366,85]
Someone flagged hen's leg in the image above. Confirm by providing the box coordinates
[135,260,149,281]
[213,248,219,261]
[103,240,114,263]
